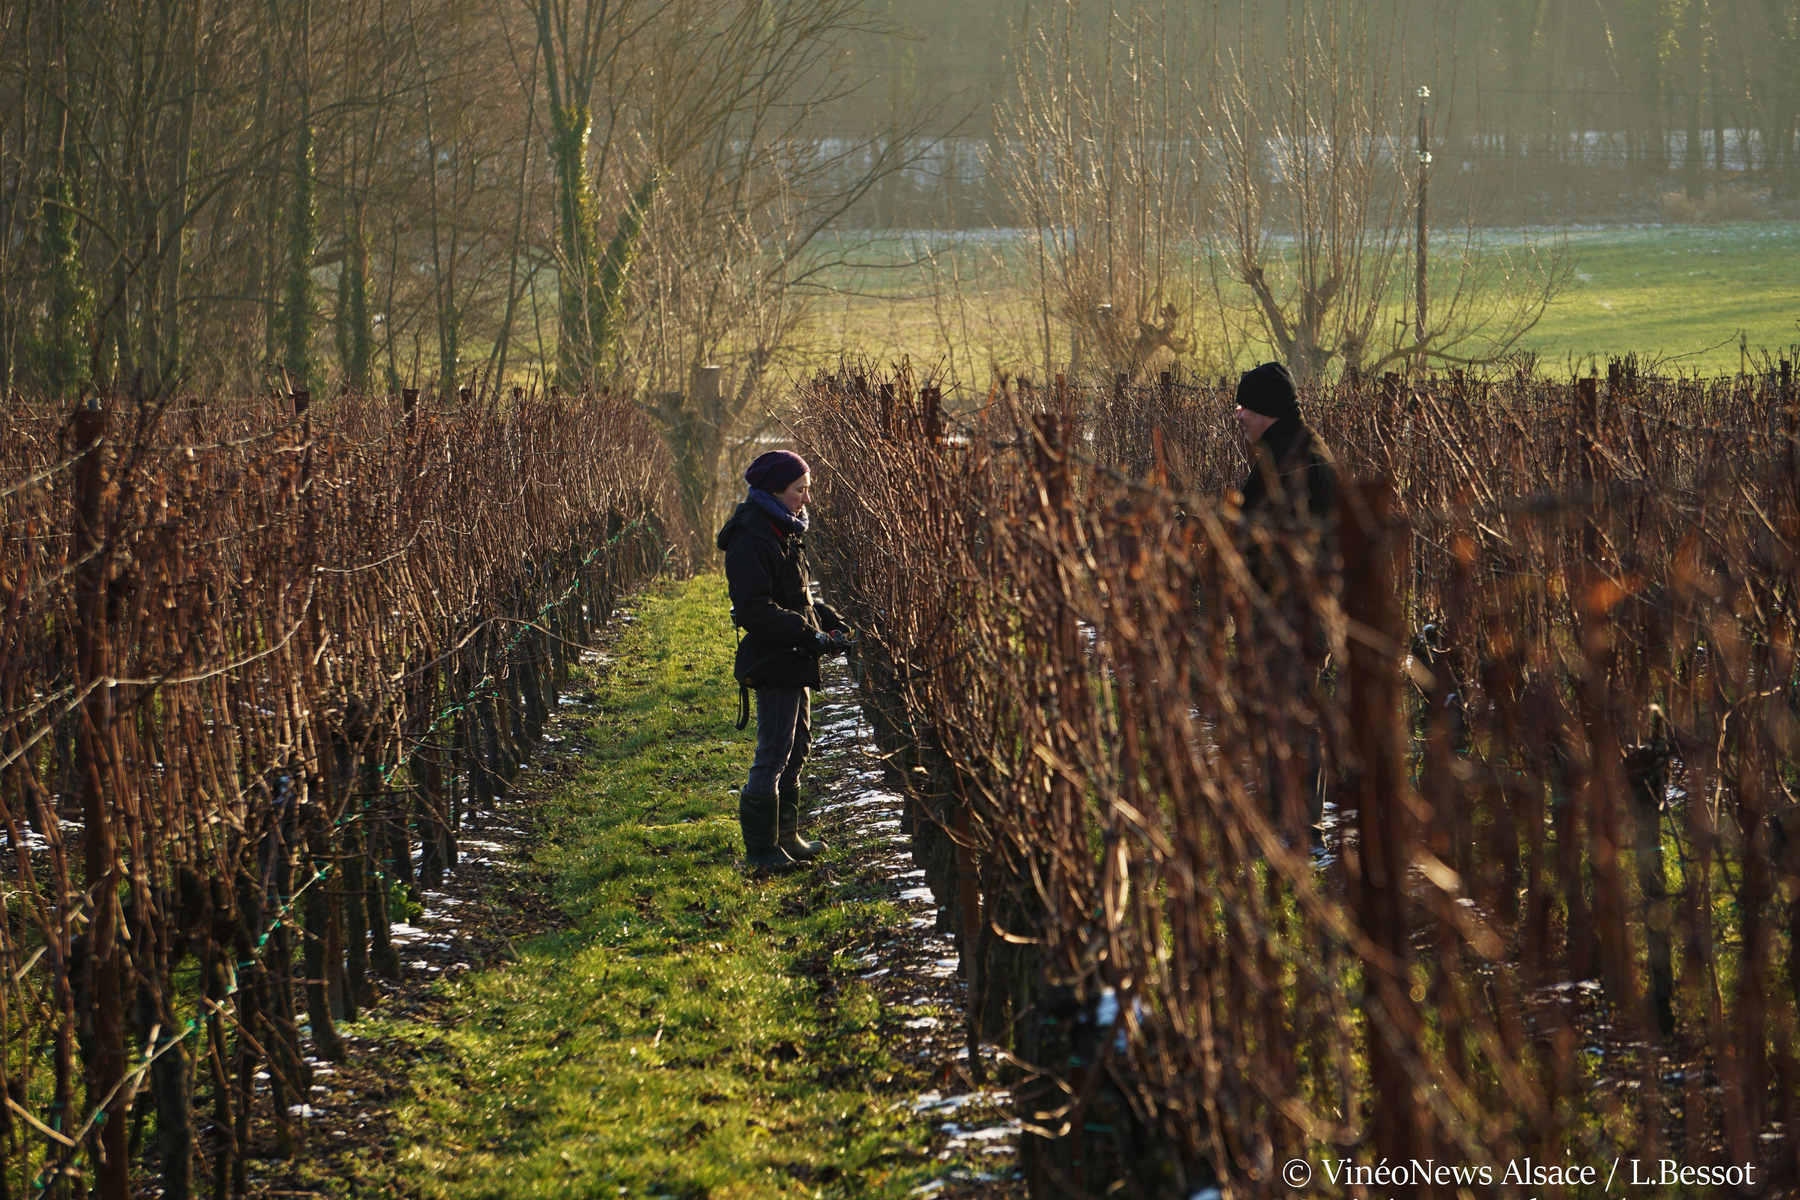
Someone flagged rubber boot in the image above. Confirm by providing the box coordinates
[738,791,800,873]
[778,785,826,862]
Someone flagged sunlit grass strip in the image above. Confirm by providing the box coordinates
[384,576,939,1199]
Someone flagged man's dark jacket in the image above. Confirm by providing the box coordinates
[717,501,846,690]
[1239,416,1336,522]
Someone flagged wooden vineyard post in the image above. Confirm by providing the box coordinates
[521,626,548,743]
[1105,372,1126,473]
[953,799,985,1082]
[1576,375,1599,484]
[459,654,495,815]
[1784,359,1796,481]
[1379,372,1402,476]
[416,663,450,888]
[343,794,373,1008]
[1338,476,1431,1180]
[1570,374,1665,1125]
[1561,377,1601,985]
[911,380,983,1074]
[302,803,347,1061]
[363,738,402,981]
[1628,736,1676,1041]
[71,397,130,1200]
[429,676,456,876]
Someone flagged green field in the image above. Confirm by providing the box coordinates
[1532,223,1800,374]
[792,222,1800,384]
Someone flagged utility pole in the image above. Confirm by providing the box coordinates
[1415,84,1431,376]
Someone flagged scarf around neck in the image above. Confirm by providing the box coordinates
[748,486,809,535]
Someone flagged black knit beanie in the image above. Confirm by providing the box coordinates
[1235,361,1301,420]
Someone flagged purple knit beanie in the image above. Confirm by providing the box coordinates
[744,449,809,493]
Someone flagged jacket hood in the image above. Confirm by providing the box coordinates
[716,501,783,554]
[1256,414,1308,450]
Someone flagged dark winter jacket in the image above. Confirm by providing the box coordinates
[717,501,846,690]
[1238,416,1337,523]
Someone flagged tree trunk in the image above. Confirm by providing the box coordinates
[284,120,318,388]
[1684,0,1705,201]
[42,172,90,399]
[590,173,660,371]
[547,103,598,384]
[152,4,199,394]
[335,207,372,392]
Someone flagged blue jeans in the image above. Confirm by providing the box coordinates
[746,687,810,794]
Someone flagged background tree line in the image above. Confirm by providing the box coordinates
[0,0,944,550]
[8,0,1793,388]
[0,0,1794,541]
[843,0,1800,223]
[836,0,1799,388]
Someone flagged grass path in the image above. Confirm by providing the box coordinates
[377,576,941,1199]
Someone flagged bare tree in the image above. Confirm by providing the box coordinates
[1204,0,1569,381]
[990,0,1213,384]
[31,0,256,397]
[550,0,949,551]
[531,0,665,384]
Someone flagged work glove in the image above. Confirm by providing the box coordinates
[807,629,852,657]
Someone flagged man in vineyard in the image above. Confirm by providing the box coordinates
[718,450,852,872]
[1231,361,1339,852]
[1233,360,1336,521]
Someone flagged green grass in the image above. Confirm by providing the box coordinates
[1525,223,1800,374]
[790,223,1800,382]
[380,576,940,1199]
